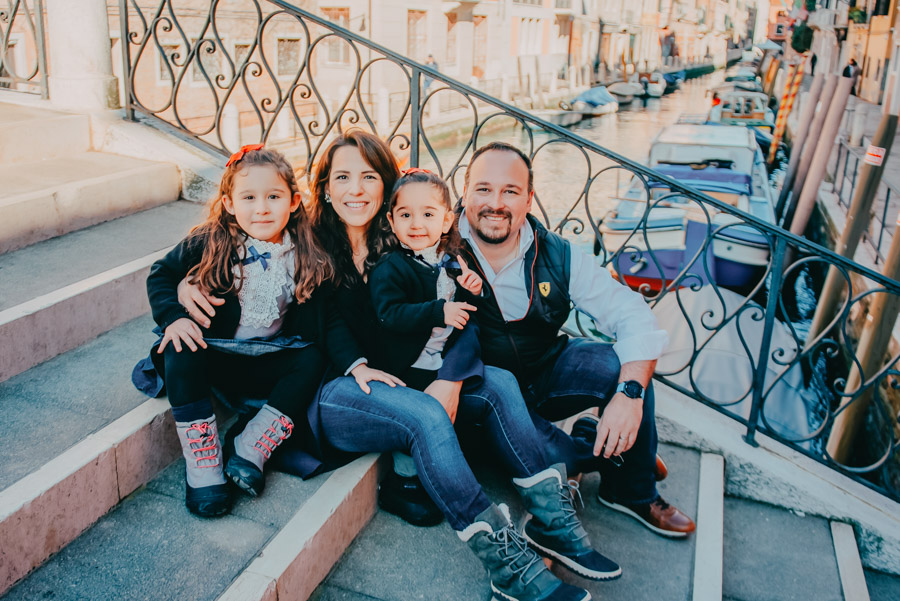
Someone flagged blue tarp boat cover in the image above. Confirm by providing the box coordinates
[650,164,752,196]
[663,70,686,86]
[572,86,617,107]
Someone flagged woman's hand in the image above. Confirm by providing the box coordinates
[158,318,207,353]
[350,363,406,394]
[177,278,224,329]
[456,256,482,296]
[444,302,476,330]
[424,379,462,423]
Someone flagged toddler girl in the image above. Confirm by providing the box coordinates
[139,145,330,517]
[369,168,484,525]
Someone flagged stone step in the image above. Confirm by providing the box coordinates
[723,498,843,601]
[0,152,181,253]
[0,201,204,382]
[0,103,90,164]
[0,315,168,594]
[2,450,382,601]
[309,442,702,601]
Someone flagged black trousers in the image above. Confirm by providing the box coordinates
[162,344,324,421]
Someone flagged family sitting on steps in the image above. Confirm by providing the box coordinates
[132,131,695,601]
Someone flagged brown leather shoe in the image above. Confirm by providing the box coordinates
[655,455,668,481]
[598,492,695,538]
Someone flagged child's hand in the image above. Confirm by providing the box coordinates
[444,301,477,329]
[456,255,482,296]
[158,318,207,353]
[350,363,406,394]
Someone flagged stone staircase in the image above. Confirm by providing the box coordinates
[1,102,899,601]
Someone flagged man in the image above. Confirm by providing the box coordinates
[423,54,439,93]
[842,58,860,96]
[457,142,695,537]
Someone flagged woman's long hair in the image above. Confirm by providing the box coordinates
[309,130,400,287]
[388,170,462,257]
[187,147,333,302]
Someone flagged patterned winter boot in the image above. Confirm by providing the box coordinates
[172,400,231,518]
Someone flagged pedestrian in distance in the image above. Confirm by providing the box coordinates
[424,53,439,93]
[843,58,860,96]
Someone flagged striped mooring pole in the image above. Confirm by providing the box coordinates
[768,59,805,164]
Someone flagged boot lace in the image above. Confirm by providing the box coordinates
[488,525,548,588]
[556,479,589,543]
[186,422,220,468]
[254,415,293,459]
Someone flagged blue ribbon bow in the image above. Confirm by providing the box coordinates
[241,246,271,271]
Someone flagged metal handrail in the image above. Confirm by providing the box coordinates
[0,0,49,98]
[828,137,898,264]
[119,0,900,501]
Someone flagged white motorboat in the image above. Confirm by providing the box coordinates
[607,81,643,104]
[637,72,666,97]
[529,108,583,128]
[598,124,776,294]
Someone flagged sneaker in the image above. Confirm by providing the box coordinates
[597,491,696,538]
[378,471,444,527]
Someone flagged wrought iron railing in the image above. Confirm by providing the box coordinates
[0,0,48,97]
[118,0,900,501]
[827,137,898,264]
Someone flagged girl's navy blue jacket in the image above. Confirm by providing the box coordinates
[146,233,364,374]
[368,249,483,386]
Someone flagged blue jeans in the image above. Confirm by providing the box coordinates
[317,366,547,530]
[523,338,659,505]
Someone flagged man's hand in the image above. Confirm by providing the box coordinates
[177,278,225,328]
[424,379,462,423]
[593,393,643,458]
[158,317,207,353]
[456,255,482,296]
[350,363,406,394]
[444,301,476,330]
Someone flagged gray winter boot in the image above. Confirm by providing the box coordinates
[225,404,293,497]
[514,464,621,581]
[458,503,591,601]
[173,411,231,518]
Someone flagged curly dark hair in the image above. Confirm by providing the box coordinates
[309,130,400,287]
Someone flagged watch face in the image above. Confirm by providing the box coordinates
[624,381,643,399]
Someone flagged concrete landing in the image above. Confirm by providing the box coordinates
[0,103,90,163]
[0,152,181,253]
[312,443,701,601]
[723,497,843,601]
[0,314,157,492]
[2,461,330,601]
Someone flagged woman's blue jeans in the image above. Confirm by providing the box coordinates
[317,366,547,530]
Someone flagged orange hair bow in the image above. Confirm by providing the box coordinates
[402,167,433,176]
[226,143,264,167]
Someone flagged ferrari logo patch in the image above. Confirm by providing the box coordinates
[539,282,551,297]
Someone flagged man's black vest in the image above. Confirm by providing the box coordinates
[462,215,572,381]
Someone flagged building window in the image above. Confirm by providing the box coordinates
[191,39,223,84]
[234,43,252,76]
[446,13,457,67]
[408,10,427,62]
[158,44,180,82]
[473,16,487,78]
[277,38,302,77]
[513,0,542,5]
[322,7,350,64]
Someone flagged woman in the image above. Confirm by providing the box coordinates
[178,130,616,601]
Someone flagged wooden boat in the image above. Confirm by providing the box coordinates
[598,124,776,294]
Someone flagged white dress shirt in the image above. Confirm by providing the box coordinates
[459,210,668,364]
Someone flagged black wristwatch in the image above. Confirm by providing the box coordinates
[615,380,645,400]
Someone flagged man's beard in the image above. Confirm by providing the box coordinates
[472,208,513,245]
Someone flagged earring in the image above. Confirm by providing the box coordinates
[325,192,332,204]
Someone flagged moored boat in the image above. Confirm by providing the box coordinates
[607,81,643,104]
[598,124,776,294]
[637,72,666,97]
[568,85,619,116]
